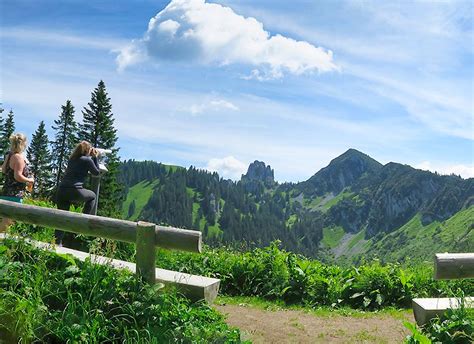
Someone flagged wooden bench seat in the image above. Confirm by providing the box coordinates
[0,234,220,303]
[412,297,474,326]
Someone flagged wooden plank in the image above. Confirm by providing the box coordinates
[412,297,474,326]
[0,199,201,252]
[0,234,220,303]
[434,253,474,280]
[136,221,156,284]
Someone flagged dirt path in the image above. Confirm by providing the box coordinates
[215,304,413,343]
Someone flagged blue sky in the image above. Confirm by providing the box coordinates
[1,0,473,181]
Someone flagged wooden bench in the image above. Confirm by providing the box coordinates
[0,199,220,303]
[412,253,474,326]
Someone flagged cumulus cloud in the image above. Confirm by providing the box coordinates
[190,99,239,115]
[415,161,474,179]
[206,156,247,180]
[116,0,338,78]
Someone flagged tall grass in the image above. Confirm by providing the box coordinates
[0,239,241,343]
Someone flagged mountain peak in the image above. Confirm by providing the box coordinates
[304,149,382,195]
[331,148,380,165]
[242,160,275,186]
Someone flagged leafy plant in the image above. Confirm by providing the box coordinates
[405,295,474,344]
[0,239,241,342]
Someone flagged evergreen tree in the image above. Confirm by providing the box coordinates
[51,100,78,191]
[27,121,53,198]
[128,199,136,218]
[0,108,14,187]
[80,80,122,217]
[0,106,4,141]
[0,109,15,155]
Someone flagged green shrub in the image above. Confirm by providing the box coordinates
[6,203,474,311]
[0,239,241,343]
[405,295,474,344]
[152,243,473,310]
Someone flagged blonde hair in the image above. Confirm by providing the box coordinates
[70,141,92,160]
[9,133,28,153]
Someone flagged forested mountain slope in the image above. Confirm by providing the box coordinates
[119,149,473,262]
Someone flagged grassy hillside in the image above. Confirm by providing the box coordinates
[355,206,473,263]
[121,180,159,220]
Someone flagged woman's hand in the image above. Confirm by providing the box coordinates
[89,148,99,157]
[26,179,34,192]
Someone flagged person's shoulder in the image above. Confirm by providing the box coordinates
[79,155,93,161]
[9,153,22,162]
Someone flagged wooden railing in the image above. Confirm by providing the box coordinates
[412,252,474,326]
[0,200,220,302]
[434,253,474,280]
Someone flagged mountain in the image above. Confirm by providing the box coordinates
[119,150,473,262]
[299,148,382,196]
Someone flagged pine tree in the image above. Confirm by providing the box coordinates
[27,121,53,198]
[0,108,14,187]
[0,110,15,156]
[0,106,4,140]
[51,100,78,191]
[80,80,122,217]
[128,199,136,218]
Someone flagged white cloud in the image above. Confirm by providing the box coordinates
[415,161,474,179]
[116,0,338,78]
[189,98,239,115]
[205,156,247,180]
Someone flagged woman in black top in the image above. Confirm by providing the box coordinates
[56,141,100,245]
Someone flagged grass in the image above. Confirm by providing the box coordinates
[303,196,323,209]
[164,164,183,173]
[216,296,412,319]
[347,230,366,251]
[193,202,201,224]
[322,190,354,210]
[0,237,241,343]
[286,214,297,228]
[121,180,159,220]
[321,226,345,248]
[359,206,474,263]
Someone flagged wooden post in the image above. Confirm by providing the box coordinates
[136,221,156,284]
[434,253,474,280]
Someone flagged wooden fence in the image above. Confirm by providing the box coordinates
[0,199,220,302]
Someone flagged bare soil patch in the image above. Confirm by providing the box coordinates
[215,304,413,343]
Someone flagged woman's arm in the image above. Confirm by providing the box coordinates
[11,154,34,183]
[87,156,101,176]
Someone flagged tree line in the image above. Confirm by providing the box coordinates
[0,81,122,217]
[119,160,324,257]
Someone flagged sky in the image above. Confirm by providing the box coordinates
[1,0,473,181]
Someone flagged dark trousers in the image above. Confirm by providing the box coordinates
[55,186,96,246]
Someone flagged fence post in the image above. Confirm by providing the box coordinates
[136,221,156,284]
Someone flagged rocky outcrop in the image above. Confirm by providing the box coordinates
[242,161,274,185]
[241,161,275,193]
